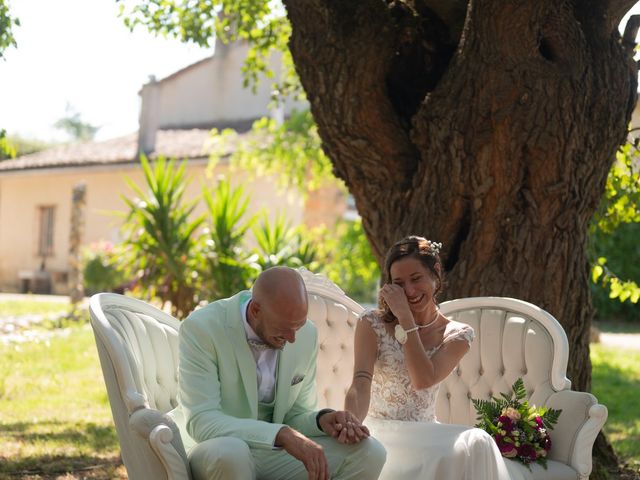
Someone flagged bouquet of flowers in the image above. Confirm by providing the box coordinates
[472,378,562,469]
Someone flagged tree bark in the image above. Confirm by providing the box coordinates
[284,0,637,473]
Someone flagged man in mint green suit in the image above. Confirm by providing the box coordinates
[178,267,386,480]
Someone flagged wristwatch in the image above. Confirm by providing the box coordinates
[395,324,419,345]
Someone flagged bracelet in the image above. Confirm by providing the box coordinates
[395,324,419,345]
[316,408,335,431]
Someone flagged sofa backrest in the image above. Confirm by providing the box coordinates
[436,297,571,426]
[298,268,363,409]
[90,293,182,480]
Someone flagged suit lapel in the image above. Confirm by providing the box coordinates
[224,291,258,417]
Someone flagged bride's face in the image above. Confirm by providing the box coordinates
[389,256,437,316]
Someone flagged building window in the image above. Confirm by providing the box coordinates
[38,206,55,257]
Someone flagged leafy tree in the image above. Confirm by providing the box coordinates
[0,133,53,160]
[119,2,640,472]
[0,129,15,159]
[589,139,640,316]
[0,1,19,158]
[54,104,100,142]
[0,0,18,60]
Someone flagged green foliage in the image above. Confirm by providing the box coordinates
[117,0,299,100]
[82,241,129,295]
[589,139,640,316]
[473,378,562,469]
[0,133,53,160]
[0,0,19,60]
[200,178,258,298]
[120,155,205,318]
[54,104,100,141]
[0,128,16,159]
[209,109,337,193]
[316,219,380,304]
[252,213,318,270]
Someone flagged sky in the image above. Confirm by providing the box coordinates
[0,0,211,142]
[1,1,639,144]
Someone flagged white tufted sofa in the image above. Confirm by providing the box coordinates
[90,269,606,480]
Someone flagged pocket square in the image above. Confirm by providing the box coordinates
[291,374,305,386]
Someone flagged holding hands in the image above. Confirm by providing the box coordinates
[275,410,370,480]
[319,410,370,444]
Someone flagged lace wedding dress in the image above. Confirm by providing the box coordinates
[363,311,525,480]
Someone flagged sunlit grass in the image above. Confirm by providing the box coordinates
[0,325,123,479]
[0,299,68,317]
[591,343,640,471]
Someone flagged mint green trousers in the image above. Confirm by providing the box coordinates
[188,434,386,480]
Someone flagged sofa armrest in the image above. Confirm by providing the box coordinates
[130,408,192,480]
[546,389,608,479]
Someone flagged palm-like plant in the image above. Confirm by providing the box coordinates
[252,213,318,270]
[201,178,258,299]
[120,155,205,318]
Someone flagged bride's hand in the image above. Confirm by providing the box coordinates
[380,284,413,325]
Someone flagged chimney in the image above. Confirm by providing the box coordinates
[137,75,160,155]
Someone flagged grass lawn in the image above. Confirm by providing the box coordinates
[0,322,125,480]
[0,299,69,317]
[591,343,640,474]
[0,300,638,479]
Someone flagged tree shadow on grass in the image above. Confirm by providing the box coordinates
[0,420,122,478]
[591,355,640,468]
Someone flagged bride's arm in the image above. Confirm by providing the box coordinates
[402,330,470,390]
[344,317,377,422]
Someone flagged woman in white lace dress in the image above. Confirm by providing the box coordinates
[344,236,517,480]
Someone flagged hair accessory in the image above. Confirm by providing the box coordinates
[428,241,443,255]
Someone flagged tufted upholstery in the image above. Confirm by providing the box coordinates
[436,298,569,426]
[91,278,606,480]
[90,293,192,480]
[302,269,363,409]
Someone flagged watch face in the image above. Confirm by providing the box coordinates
[394,324,407,344]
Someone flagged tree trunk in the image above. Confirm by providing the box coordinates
[284,0,637,473]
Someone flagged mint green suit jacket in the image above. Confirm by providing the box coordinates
[178,291,325,450]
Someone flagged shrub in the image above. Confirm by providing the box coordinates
[82,241,128,295]
[316,219,380,304]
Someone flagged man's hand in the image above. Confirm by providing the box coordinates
[319,410,370,444]
[275,426,329,480]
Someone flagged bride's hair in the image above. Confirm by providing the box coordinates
[379,235,444,324]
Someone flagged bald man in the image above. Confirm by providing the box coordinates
[177,267,386,480]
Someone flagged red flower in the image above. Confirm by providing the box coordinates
[517,444,538,463]
[498,415,514,431]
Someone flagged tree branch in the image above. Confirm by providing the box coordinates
[284,0,419,192]
[606,0,640,34]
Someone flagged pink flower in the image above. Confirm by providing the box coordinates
[503,407,522,421]
[535,416,544,428]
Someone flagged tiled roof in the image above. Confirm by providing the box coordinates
[0,129,229,172]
